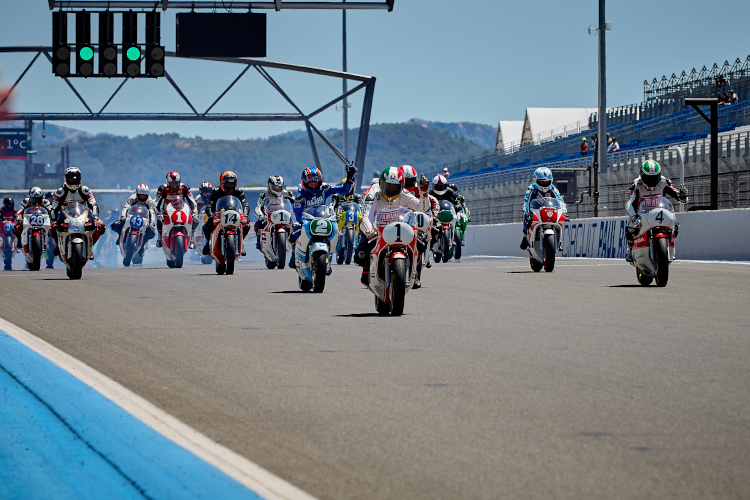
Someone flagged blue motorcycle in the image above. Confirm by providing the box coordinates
[294,205,339,292]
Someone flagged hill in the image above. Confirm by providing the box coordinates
[407,119,497,150]
[0,122,485,189]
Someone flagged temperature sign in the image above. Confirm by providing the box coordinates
[0,134,27,160]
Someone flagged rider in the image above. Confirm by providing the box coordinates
[154,171,198,248]
[254,175,295,250]
[110,184,157,254]
[196,182,213,212]
[331,181,363,213]
[14,187,53,240]
[289,164,357,268]
[429,174,468,246]
[519,167,567,250]
[201,171,251,256]
[50,167,105,259]
[400,165,437,287]
[353,166,430,287]
[624,160,688,262]
[1,198,15,222]
[43,192,56,268]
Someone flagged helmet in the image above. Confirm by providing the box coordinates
[432,175,448,195]
[166,171,181,189]
[400,165,418,189]
[199,182,212,197]
[300,167,324,191]
[640,160,662,190]
[533,167,553,193]
[267,175,285,197]
[28,187,43,206]
[64,167,82,190]
[3,197,14,210]
[220,170,237,193]
[379,166,404,202]
[136,183,149,202]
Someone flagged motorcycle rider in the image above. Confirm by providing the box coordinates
[354,166,430,287]
[624,160,688,262]
[331,182,363,213]
[429,174,468,249]
[14,187,53,240]
[196,182,213,212]
[202,171,251,256]
[110,184,157,256]
[289,164,357,268]
[155,171,198,248]
[50,167,105,259]
[520,167,567,250]
[254,175,295,250]
[1,198,16,270]
[401,165,439,284]
[43,191,56,268]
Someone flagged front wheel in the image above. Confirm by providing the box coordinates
[543,233,556,272]
[3,235,13,269]
[69,241,84,280]
[173,234,185,268]
[453,231,462,260]
[344,228,355,265]
[654,237,670,287]
[123,232,138,267]
[390,259,406,316]
[31,234,42,271]
[276,231,287,269]
[225,234,236,275]
[312,251,327,293]
[441,230,451,263]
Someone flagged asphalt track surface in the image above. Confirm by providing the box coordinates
[1,256,749,499]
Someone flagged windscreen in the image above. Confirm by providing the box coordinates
[438,200,454,212]
[340,201,360,213]
[303,205,329,219]
[639,196,672,213]
[128,205,150,219]
[63,202,87,217]
[216,196,242,212]
[169,196,184,210]
[530,197,563,210]
[24,206,48,216]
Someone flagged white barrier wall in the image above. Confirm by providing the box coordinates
[463,208,750,261]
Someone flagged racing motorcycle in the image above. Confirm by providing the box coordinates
[432,200,461,263]
[335,200,362,265]
[367,207,419,315]
[629,196,677,287]
[55,201,97,280]
[526,197,566,272]
[414,211,433,287]
[259,196,293,270]
[20,205,51,271]
[160,196,193,269]
[119,204,150,267]
[1,215,17,270]
[294,205,339,292]
[208,196,247,275]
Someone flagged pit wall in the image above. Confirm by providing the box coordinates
[463,208,750,261]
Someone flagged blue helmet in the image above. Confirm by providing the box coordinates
[300,167,324,191]
[534,167,553,193]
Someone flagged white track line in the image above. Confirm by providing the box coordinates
[0,316,318,500]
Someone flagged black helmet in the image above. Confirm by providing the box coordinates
[64,167,82,189]
[3,197,14,210]
[220,171,237,193]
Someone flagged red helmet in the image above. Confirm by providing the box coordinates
[300,167,323,191]
[136,183,149,202]
[399,165,418,189]
[432,174,448,195]
[166,172,181,189]
[199,182,213,197]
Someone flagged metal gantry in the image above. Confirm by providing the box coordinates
[644,56,750,102]
[47,1,395,11]
[0,46,377,189]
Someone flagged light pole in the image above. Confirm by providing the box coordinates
[342,0,350,168]
[594,0,610,217]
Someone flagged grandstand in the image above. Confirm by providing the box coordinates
[436,56,750,225]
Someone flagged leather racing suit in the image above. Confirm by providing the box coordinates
[155,182,198,242]
[202,186,251,254]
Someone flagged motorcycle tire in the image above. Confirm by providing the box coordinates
[276,231,287,269]
[345,228,355,265]
[216,262,226,275]
[31,234,42,271]
[441,231,451,263]
[312,250,327,293]
[390,259,406,316]
[173,235,185,269]
[530,257,543,272]
[637,268,653,286]
[225,234,236,275]
[265,257,277,269]
[69,242,84,280]
[3,235,12,269]
[543,233,556,272]
[654,237,670,287]
[453,231,462,261]
[336,240,345,265]
[375,296,390,315]
[123,233,138,267]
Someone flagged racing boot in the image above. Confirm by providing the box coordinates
[625,245,634,263]
[189,241,195,249]
[520,236,529,250]
[241,246,247,256]
[360,268,369,286]
[202,242,211,255]
[289,253,296,269]
[255,233,261,250]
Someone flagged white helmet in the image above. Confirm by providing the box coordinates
[432,175,448,195]
[136,183,149,201]
[533,167,553,193]
[268,175,285,197]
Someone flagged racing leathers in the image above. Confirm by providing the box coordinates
[155,182,198,244]
[110,194,157,250]
[195,193,212,213]
[254,187,296,248]
[50,184,105,258]
[202,186,251,254]
[624,176,687,261]
[520,182,567,249]
[429,186,467,243]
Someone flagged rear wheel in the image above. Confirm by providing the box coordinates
[636,268,653,286]
[123,233,138,267]
[173,235,185,268]
[543,233,556,272]
[225,234,236,275]
[390,259,406,316]
[276,231,287,269]
[441,231,451,263]
[530,257,543,272]
[312,251,327,293]
[31,234,42,271]
[654,237,670,287]
[344,228,355,265]
[69,242,84,280]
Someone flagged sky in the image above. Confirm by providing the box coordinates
[0,0,749,141]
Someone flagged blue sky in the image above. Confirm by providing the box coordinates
[1,0,748,140]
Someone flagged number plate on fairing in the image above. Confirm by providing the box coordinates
[221,210,240,226]
[310,219,332,236]
[645,207,675,227]
[129,215,144,229]
[382,222,414,246]
[270,209,291,225]
[24,214,50,227]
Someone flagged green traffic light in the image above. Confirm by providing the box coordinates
[126,46,141,61]
[79,46,94,61]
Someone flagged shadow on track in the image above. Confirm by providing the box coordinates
[334,313,394,318]
[608,284,651,288]
[270,290,308,294]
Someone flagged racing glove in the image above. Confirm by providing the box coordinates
[678,188,688,202]
[345,164,357,183]
[524,213,533,224]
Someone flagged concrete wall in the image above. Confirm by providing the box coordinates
[463,208,750,261]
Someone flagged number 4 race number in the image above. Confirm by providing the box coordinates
[655,210,664,223]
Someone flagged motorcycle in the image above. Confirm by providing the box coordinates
[193,207,212,264]
[414,211,433,287]
[629,196,677,287]
[119,204,150,267]
[294,205,339,292]
[208,196,248,275]
[335,200,362,265]
[526,197,566,272]
[432,200,461,263]
[456,209,469,246]
[367,207,419,315]
[1,215,17,270]
[55,201,97,280]
[259,196,293,270]
[160,196,193,269]
[20,205,51,271]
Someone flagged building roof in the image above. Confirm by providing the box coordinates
[495,121,524,151]
[522,107,597,144]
